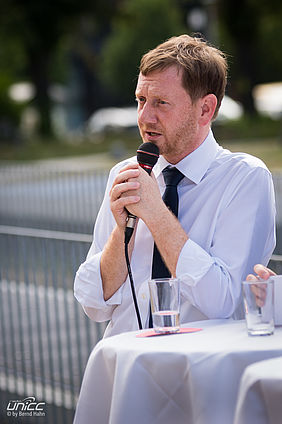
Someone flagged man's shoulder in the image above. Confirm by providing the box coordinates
[215,146,270,175]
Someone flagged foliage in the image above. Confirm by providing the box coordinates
[217,0,282,113]
[99,0,186,105]
[213,115,281,142]
[1,0,282,142]
[0,0,118,138]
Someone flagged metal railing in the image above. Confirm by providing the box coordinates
[0,164,109,423]
[0,162,108,234]
[0,162,282,423]
[0,228,107,423]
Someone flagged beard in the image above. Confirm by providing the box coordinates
[138,103,200,163]
[158,118,199,163]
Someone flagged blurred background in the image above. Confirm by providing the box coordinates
[1,0,282,423]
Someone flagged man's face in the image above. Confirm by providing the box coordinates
[135,65,203,164]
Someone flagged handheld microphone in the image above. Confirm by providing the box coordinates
[124,142,159,244]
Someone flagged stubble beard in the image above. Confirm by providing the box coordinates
[161,119,198,163]
[138,115,198,163]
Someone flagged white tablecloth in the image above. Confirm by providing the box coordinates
[73,319,282,424]
[234,356,282,424]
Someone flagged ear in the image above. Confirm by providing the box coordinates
[198,94,217,126]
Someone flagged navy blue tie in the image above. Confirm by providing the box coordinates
[149,166,184,327]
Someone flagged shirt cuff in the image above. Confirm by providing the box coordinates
[74,251,123,309]
[176,238,214,286]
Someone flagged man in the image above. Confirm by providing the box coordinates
[74,35,276,337]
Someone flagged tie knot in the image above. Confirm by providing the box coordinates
[162,167,184,187]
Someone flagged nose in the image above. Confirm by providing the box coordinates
[138,102,157,127]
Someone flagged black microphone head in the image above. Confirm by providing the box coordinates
[136,142,159,173]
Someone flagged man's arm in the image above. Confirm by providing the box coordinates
[120,162,275,320]
[100,161,188,299]
[143,202,188,277]
[99,163,141,300]
[124,164,189,278]
[174,167,276,319]
[100,225,134,300]
[74,161,141,320]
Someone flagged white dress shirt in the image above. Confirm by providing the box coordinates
[74,130,276,337]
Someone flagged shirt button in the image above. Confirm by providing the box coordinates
[141,293,147,300]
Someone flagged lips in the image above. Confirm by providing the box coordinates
[144,130,162,140]
[146,131,161,136]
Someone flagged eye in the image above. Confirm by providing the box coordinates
[135,96,145,104]
[158,99,168,105]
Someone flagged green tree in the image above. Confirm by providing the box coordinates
[100,0,186,105]
[0,0,118,139]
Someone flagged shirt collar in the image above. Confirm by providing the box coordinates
[154,129,219,184]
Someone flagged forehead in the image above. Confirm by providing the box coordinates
[135,66,186,97]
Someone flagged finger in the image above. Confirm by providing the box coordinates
[253,264,276,280]
[114,168,140,186]
[250,283,267,307]
[110,181,140,201]
[251,284,267,296]
[112,195,140,211]
[265,267,276,276]
[246,274,258,282]
[256,296,265,308]
[256,288,267,306]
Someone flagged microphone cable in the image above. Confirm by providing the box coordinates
[124,235,143,329]
[123,142,159,331]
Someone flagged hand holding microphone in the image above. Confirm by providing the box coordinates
[125,142,159,244]
[109,142,159,243]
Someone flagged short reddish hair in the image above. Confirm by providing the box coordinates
[140,34,228,119]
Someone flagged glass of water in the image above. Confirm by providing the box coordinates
[242,279,274,336]
[148,278,180,333]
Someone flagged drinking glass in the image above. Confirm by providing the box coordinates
[148,278,180,333]
[242,279,274,336]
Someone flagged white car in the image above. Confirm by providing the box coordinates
[86,106,138,134]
